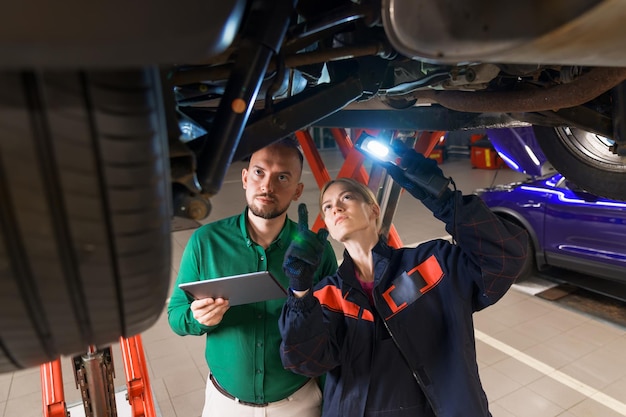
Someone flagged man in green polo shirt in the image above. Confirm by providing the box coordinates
[168,137,337,417]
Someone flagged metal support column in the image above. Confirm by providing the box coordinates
[73,346,117,417]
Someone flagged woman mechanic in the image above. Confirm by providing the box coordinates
[278,148,530,417]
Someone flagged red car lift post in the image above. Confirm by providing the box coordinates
[40,334,156,417]
[119,335,157,417]
[40,359,66,417]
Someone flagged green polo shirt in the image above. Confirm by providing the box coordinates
[167,208,337,404]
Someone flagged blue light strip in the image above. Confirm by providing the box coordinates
[557,245,626,262]
[519,185,626,208]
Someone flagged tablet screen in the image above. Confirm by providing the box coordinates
[178,271,287,306]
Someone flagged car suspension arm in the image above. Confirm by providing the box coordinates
[194,0,298,197]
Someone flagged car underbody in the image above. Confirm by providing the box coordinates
[171,0,626,207]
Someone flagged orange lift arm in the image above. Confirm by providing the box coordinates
[414,131,446,156]
[296,128,404,248]
[120,335,157,417]
[41,359,67,417]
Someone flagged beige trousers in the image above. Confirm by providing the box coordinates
[202,375,322,417]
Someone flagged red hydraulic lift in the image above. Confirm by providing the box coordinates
[41,334,157,417]
[296,128,445,249]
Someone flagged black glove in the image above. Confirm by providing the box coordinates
[386,146,450,200]
[283,203,329,291]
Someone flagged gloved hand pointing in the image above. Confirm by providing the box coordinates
[283,203,329,292]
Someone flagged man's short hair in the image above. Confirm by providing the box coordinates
[271,134,304,168]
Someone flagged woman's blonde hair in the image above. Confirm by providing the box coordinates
[319,177,381,228]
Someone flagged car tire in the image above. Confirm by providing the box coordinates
[0,69,172,372]
[533,125,626,200]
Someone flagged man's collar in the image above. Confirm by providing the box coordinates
[238,206,292,248]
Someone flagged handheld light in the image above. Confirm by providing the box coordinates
[354,134,402,165]
[355,134,451,198]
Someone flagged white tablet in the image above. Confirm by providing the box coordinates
[178,271,287,306]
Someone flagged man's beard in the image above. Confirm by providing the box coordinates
[248,195,290,220]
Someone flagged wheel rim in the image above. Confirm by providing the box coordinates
[555,127,626,173]
[533,125,626,200]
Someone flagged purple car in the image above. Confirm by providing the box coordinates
[475,127,626,284]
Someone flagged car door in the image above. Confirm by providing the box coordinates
[543,177,626,281]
